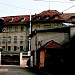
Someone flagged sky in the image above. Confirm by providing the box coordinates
[0,0,75,17]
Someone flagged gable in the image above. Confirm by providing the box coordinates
[43,40,62,48]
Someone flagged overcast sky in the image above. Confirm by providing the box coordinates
[0,0,75,17]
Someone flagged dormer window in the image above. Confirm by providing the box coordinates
[9,18,14,23]
[2,27,6,32]
[71,16,75,21]
[20,18,25,22]
[36,16,40,20]
[45,16,50,20]
[44,15,50,20]
[54,15,59,19]
[0,17,4,21]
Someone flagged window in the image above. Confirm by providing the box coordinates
[2,27,6,32]
[44,25,51,29]
[38,41,42,46]
[21,26,24,31]
[44,15,50,20]
[2,46,5,51]
[14,27,18,32]
[45,16,50,20]
[54,25,58,28]
[9,27,12,32]
[20,36,23,43]
[71,16,75,21]
[14,46,17,51]
[20,18,25,22]
[54,15,59,19]
[9,18,14,23]
[36,25,40,30]
[8,46,11,51]
[2,36,6,43]
[14,36,17,43]
[8,36,11,43]
[36,16,40,20]
[20,46,23,52]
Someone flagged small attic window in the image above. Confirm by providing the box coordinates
[54,15,59,19]
[20,18,25,22]
[44,15,50,20]
[36,16,40,20]
[0,17,4,21]
[71,16,75,21]
[2,27,6,32]
[9,18,14,23]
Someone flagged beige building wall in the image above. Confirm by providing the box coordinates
[0,25,28,52]
[32,23,62,31]
[31,32,69,51]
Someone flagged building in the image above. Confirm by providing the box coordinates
[0,9,75,66]
[29,27,70,51]
[36,40,64,74]
[31,10,64,31]
[0,10,64,52]
[61,13,75,26]
[0,15,30,52]
[61,13,75,24]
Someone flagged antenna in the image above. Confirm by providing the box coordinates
[62,5,75,12]
[34,0,73,10]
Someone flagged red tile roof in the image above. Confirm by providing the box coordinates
[33,10,64,21]
[44,40,62,48]
[3,15,30,25]
[2,10,65,25]
[61,13,75,23]
[38,10,60,17]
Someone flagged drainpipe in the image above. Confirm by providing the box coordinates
[28,37,31,53]
[34,30,37,66]
[29,12,31,35]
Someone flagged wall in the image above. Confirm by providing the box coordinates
[20,52,29,67]
[31,32,69,51]
[0,27,27,52]
[32,23,62,31]
[70,26,75,38]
